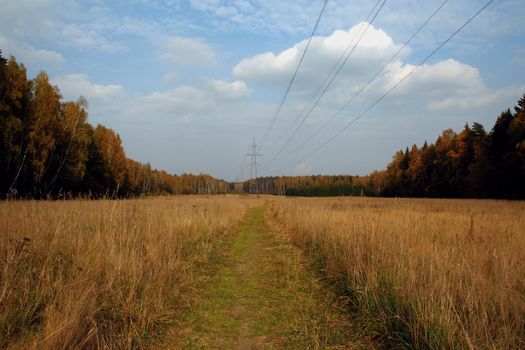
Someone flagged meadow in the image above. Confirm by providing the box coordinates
[1,195,524,349]
[0,196,259,349]
[268,197,525,348]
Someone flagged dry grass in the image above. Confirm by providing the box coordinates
[268,197,525,349]
[0,196,258,349]
[2,196,523,349]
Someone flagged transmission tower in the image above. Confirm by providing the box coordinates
[245,139,263,193]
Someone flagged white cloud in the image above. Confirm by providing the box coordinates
[62,24,125,53]
[382,59,524,112]
[233,23,519,115]
[161,36,216,67]
[0,0,60,40]
[189,0,322,35]
[208,79,250,99]
[115,18,215,72]
[427,86,525,112]
[52,74,124,105]
[382,59,483,101]
[20,46,64,65]
[138,86,209,115]
[188,0,525,49]
[128,79,249,119]
[116,17,161,40]
[0,1,123,54]
[0,34,64,66]
[234,23,402,90]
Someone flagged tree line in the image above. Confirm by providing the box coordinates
[241,175,372,196]
[244,94,525,199]
[2,51,524,199]
[367,94,525,199]
[0,52,230,198]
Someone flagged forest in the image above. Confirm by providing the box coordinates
[245,95,525,199]
[368,96,525,199]
[245,175,372,196]
[1,52,524,199]
[0,52,230,198]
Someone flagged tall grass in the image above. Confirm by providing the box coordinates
[0,196,256,349]
[269,197,525,349]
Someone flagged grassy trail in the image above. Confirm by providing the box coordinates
[172,204,357,349]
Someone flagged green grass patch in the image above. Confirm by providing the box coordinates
[174,205,358,349]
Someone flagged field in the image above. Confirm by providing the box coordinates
[1,196,524,349]
[267,197,525,348]
[0,196,260,349]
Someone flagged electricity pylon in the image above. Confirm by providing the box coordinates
[245,139,262,194]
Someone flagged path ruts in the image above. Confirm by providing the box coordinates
[172,205,356,349]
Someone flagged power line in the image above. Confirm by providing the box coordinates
[264,0,383,151]
[267,0,495,175]
[264,0,389,166]
[259,0,329,147]
[271,0,450,165]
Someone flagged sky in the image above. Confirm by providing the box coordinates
[1,0,524,181]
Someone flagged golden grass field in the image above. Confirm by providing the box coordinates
[1,195,524,349]
[0,196,260,349]
[268,197,525,348]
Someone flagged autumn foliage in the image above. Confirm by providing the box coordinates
[0,52,229,198]
[248,175,370,196]
[245,95,525,199]
[2,51,524,199]
[368,96,525,198]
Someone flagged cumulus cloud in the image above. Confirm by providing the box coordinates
[52,74,124,105]
[161,36,216,67]
[128,79,250,120]
[384,59,524,112]
[233,22,519,114]
[234,23,402,90]
[385,59,481,96]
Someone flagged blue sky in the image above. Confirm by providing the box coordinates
[1,0,524,181]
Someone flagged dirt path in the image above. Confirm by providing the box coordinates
[172,205,357,349]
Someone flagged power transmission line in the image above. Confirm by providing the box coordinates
[266,0,495,175]
[264,0,384,151]
[268,0,450,166]
[259,0,329,147]
[263,0,389,166]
